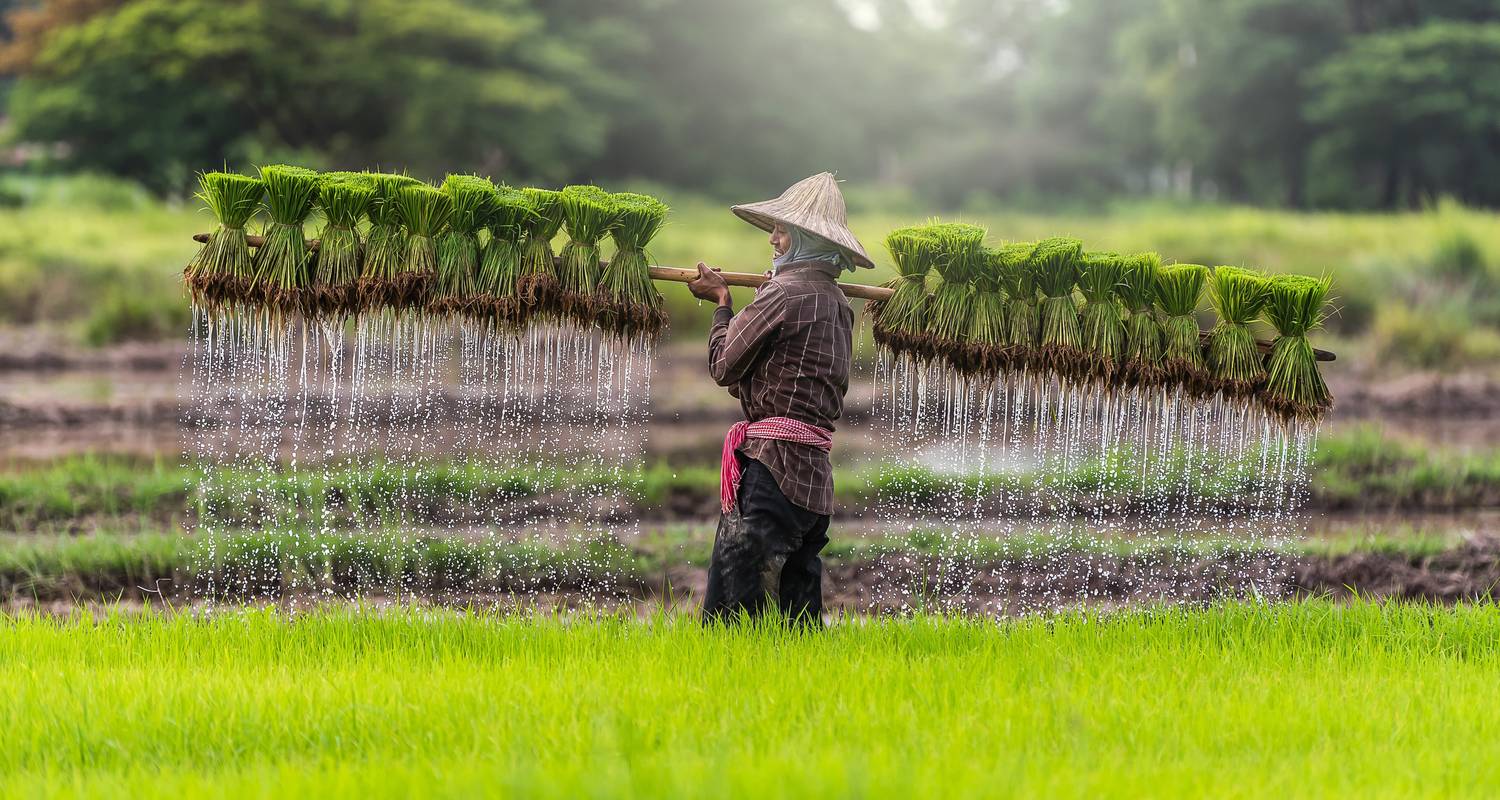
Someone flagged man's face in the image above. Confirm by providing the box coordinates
[770,225,791,257]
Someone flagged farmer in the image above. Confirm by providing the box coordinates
[686,172,874,624]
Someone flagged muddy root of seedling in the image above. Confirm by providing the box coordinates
[597,299,668,342]
[516,274,562,320]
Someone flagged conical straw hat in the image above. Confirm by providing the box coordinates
[731,172,873,269]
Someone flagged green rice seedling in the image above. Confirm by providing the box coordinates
[1032,236,1086,381]
[431,174,497,317]
[923,222,986,371]
[870,226,940,358]
[250,164,320,316]
[1119,252,1165,386]
[516,187,565,319]
[358,172,422,312]
[1261,273,1335,421]
[600,192,670,340]
[1157,263,1211,393]
[557,185,620,326]
[1078,251,1127,383]
[1207,265,1272,398]
[184,171,263,310]
[967,246,1010,377]
[392,184,454,312]
[311,172,374,317]
[999,242,1039,366]
[473,186,536,328]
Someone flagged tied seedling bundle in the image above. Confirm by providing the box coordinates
[431,175,497,317]
[1261,274,1334,421]
[871,226,940,359]
[923,222,987,371]
[359,173,422,311]
[557,185,619,326]
[1157,263,1210,392]
[474,186,535,328]
[312,172,374,317]
[1207,266,1271,398]
[392,184,454,311]
[967,246,1010,377]
[251,165,320,317]
[517,188,565,319]
[600,192,670,340]
[999,242,1039,366]
[1119,252,1164,386]
[1078,251,1127,383]
[1033,236,1086,381]
[185,171,264,310]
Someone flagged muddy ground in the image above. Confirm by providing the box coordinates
[8,536,1498,617]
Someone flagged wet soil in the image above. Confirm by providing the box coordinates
[10,537,1499,616]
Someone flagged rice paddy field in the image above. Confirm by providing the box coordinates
[3,602,1498,798]
[5,176,1500,797]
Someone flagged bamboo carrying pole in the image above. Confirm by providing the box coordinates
[191,232,1335,361]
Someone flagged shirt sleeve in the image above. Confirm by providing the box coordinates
[707,282,785,388]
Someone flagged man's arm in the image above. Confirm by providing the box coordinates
[707,282,784,387]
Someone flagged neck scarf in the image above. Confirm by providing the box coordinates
[772,226,851,274]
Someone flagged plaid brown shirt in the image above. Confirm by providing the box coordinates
[708,260,853,515]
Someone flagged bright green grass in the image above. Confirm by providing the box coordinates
[1,602,1497,797]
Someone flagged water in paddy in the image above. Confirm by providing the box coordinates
[183,306,653,602]
[866,352,1317,612]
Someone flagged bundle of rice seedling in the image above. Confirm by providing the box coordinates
[556,185,619,326]
[250,164,320,316]
[998,242,1039,366]
[599,192,670,340]
[311,172,374,317]
[1119,252,1165,386]
[392,184,453,312]
[922,222,986,370]
[966,246,1010,377]
[358,172,422,312]
[1078,251,1127,383]
[1206,265,1272,398]
[1260,274,1334,421]
[431,174,497,317]
[869,226,940,358]
[473,186,535,328]
[184,171,263,310]
[1032,236,1086,380]
[1157,263,1210,392]
[516,188,565,318]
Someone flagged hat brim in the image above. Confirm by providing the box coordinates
[731,204,875,269]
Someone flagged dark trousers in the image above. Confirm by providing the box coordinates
[701,457,830,625]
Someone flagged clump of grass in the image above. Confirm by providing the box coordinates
[358,172,422,312]
[923,222,986,371]
[557,185,619,326]
[871,226,940,359]
[1033,236,1085,380]
[1207,266,1272,398]
[516,187,565,319]
[184,171,263,310]
[1157,263,1210,392]
[600,192,670,340]
[473,186,536,328]
[392,184,453,311]
[250,165,320,316]
[431,174,496,317]
[1261,274,1334,421]
[967,246,1010,376]
[311,172,374,317]
[999,242,1039,366]
[1078,251,1127,383]
[1120,252,1165,386]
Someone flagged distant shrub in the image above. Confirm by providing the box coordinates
[83,292,188,346]
[1432,227,1488,283]
[1370,304,1500,369]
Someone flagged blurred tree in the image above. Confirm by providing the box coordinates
[0,0,610,191]
[1308,22,1500,208]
